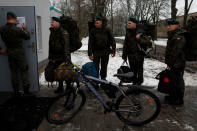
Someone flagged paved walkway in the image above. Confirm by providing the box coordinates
[37,85,197,131]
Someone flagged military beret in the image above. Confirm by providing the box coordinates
[167,20,180,25]
[128,17,138,23]
[95,16,104,21]
[7,12,17,19]
[52,17,61,23]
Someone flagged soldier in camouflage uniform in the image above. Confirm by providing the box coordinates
[122,17,150,85]
[48,17,71,93]
[88,16,116,80]
[0,12,30,96]
[165,20,186,105]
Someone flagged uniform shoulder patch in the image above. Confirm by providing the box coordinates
[176,37,182,40]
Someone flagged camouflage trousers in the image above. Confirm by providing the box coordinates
[7,48,30,93]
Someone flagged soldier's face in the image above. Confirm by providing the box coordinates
[167,24,179,32]
[95,20,102,28]
[51,20,60,29]
[128,21,136,29]
[7,18,18,24]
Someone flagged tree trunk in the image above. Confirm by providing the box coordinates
[111,0,113,32]
[183,0,194,28]
[171,0,177,20]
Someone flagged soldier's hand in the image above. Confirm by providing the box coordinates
[136,34,141,39]
[22,23,27,30]
[0,49,7,55]
[89,56,94,61]
[122,58,127,62]
[111,53,115,57]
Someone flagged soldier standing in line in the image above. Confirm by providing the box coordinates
[122,17,149,85]
[0,12,31,96]
[165,20,186,105]
[88,16,116,80]
[48,17,71,93]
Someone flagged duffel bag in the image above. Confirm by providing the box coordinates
[117,61,133,83]
[156,69,173,94]
[55,62,78,81]
[44,61,56,82]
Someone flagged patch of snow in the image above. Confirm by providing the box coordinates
[115,36,125,40]
[79,37,123,51]
[184,124,195,131]
[154,38,167,47]
[79,37,89,51]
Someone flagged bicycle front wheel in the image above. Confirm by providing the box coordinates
[115,88,160,126]
[46,89,86,125]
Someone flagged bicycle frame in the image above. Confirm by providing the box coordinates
[77,74,130,111]
[71,62,155,113]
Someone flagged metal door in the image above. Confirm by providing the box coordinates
[0,6,39,92]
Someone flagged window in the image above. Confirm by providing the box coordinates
[36,16,42,51]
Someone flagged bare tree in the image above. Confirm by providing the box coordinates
[183,0,194,28]
[111,0,170,36]
[89,0,111,16]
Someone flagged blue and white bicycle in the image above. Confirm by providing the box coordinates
[46,63,161,126]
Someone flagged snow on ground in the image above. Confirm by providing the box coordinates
[115,36,125,40]
[154,38,167,47]
[116,36,167,47]
[39,37,197,86]
[79,37,123,51]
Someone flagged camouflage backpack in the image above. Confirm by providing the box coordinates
[137,20,156,57]
[60,16,82,53]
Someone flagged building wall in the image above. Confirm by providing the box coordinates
[0,0,51,65]
[157,12,197,38]
[35,0,51,64]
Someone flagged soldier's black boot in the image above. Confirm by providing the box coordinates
[23,88,35,97]
[13,88,21,97]
[164,95,172,102]
[54,81,64,94]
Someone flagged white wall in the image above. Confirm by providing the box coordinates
[35,0,51,63]
[0,0,51,64]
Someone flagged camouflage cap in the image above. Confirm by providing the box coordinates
[52,17,61,23]
[167,20,180,25]
[128,17,138,23]
[7,12,17,19]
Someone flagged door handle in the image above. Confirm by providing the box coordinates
[27,42,36,53]
[31,29,34,35]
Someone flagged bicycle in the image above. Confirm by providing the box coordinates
[46,63,161,126]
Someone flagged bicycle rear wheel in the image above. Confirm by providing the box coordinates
[46,89,86,125]
[115,88,160,126]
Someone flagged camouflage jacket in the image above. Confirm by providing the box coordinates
[48,27,70,61]
[165,29,186,69]
[88,27,116,56]
[0,23,30,49]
